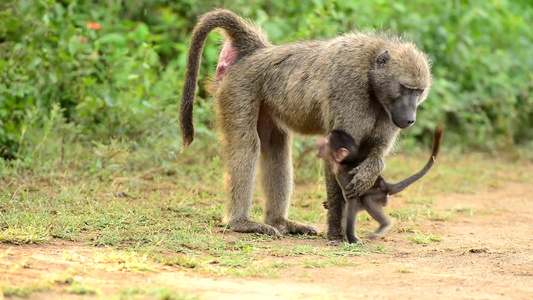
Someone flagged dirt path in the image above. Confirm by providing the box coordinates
[1,182,532,299]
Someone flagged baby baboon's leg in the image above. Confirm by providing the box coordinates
[216,96,280,237]
[345,198,362,244]
[362,196,392,239]
[258,111,317,235]
[325,165,346,245]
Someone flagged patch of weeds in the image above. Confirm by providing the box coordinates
[405,197,435,206]
[303,257,359,268]
[271,261,293,268]
[92,250,156,272]
[428,211,452,221]
[393,225,418,233]
[119,287,147,298]
[373,245,391,253]
[293,233,323,240]
[62,250,85,263]
[120,287,200,300]
[45,269,80,285]
[65,282,100,295]
[0,283,51,298]
[302,259,333,268]
[389,209,419,222]
[339,243,371,256]
[408,231,443,244]
[157,254,201,269]
[218,257,252,268]
[451,205,475,216]
[148,287,200,300]
[237,234,278,243]
[210,265,279,278]
[267,245,323,257]
[397,268,413,273]
[0,226,50,244]
[332,257,359,267]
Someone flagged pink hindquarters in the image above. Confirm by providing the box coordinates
[216,39,237,80]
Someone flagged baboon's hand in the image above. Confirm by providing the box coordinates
[322,201,329,209]
[345,159,383,198]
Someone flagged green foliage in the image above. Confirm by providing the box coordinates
[0,0,532,159]
[408,230,443,244]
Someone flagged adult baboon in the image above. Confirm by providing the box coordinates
[317,126,443,243]
[179,9,432,240]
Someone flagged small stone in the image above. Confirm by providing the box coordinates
[227,235,237,245]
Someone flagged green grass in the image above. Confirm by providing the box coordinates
[119,287,200,300]
[396,268,413,273]
[405,197,435,206]
[408,231,443,245]
[450,205,475,216]
[65,283,100,295]
[428,211,452,222]
[0,131,530,280]
[302,257,359,268]
[0,283,51,298]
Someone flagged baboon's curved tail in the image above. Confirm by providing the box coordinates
[179,9,269,148]
[387,125,444,195]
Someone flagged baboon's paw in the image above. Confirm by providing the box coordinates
[269,219,318,236]
[347,235,363,244]
[228,219,281,237]
[326,239,344,246]
[322,201,329,209]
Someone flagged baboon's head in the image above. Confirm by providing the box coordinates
[316,130,360,174]
[369,44,432,129]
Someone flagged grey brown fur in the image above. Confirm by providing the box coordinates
[179,9,432,239]
[318,126,443,244]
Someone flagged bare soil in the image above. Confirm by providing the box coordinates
[1,182,532,299]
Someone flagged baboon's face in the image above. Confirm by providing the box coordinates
[388,85,423,128]
[315,136,333,160]
[370,49,431,129]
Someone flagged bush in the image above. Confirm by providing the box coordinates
[0,0,531,160]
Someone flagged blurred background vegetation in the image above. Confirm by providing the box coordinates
[0,0,532,174]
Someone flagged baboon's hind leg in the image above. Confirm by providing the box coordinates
[217,96,280,237]
[258,110,317,235]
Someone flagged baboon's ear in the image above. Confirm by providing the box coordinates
[334,148,350,163]
[376,50,391,68]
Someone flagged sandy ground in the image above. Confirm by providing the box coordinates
[1,182,532,299]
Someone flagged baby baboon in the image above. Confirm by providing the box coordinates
[317,126,443,243]
[179,9,432,239]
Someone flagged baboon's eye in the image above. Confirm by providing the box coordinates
[400,84,424,95]
[400,84,412,95]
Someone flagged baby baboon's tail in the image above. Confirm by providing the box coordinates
[179,9,269,148]
[387,125,444,195]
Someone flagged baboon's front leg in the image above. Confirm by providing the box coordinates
[325,164,346,245]
[345,148,386,198]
